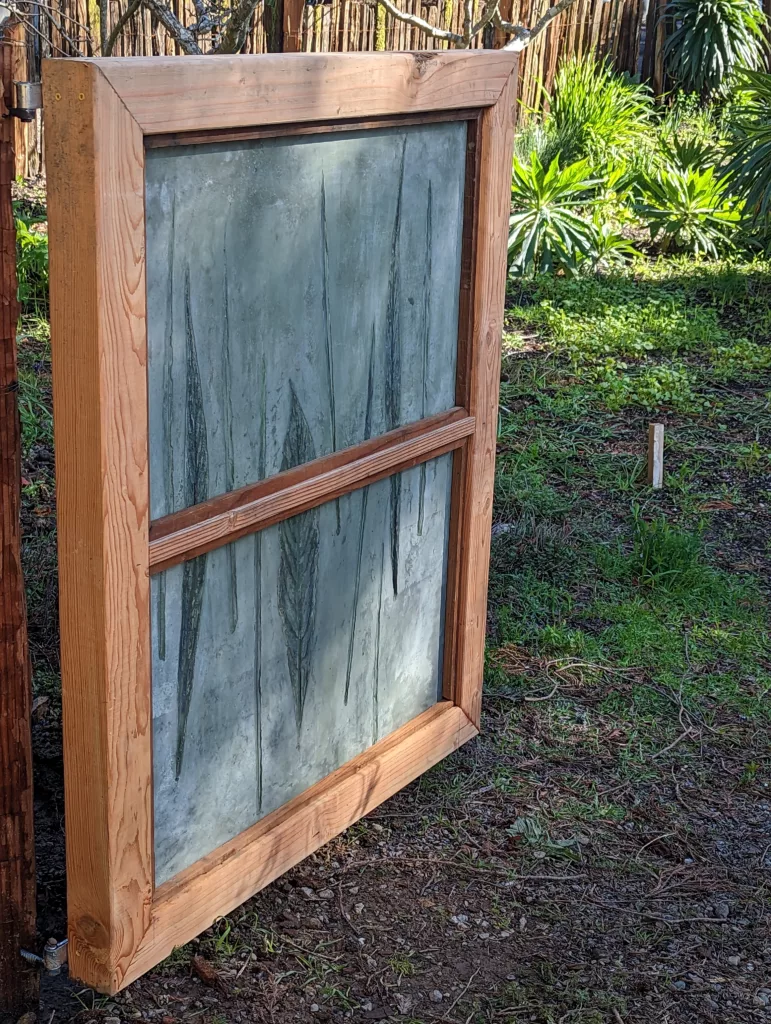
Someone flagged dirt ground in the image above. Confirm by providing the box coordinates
[32,682,771,1024]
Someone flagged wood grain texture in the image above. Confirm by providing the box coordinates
[442,112,481,704]
[149,409,474,572]
[124,701,476,987]
[282,0,305,51]
[144,108,483,149]
[85,51,517,134]
[450,64,517,727]
[44,58,153,994]
[0,26,38,1016]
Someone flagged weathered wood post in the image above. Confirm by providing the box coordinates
[0,19,38,1022]
[282,0,305,51]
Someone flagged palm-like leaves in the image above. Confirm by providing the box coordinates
[662,0,767,99]
[636,163,741,256]
[727,70,771,223]
[591,220,641,268]
[509,153,601,276]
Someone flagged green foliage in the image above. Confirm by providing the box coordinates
[658,133,722,174]
[15,214,49,316]
[636,163,740,256]
[659,92,724,146]
[508,153,601,276]
[507,255,771,413]
[493,258,771,788]
[512,118,563,169]
[727,69,771,223]
[662,0,767,99]
[16,320,53,456]
[632,511,704,589]
[591,219,641,269]
[544,54,654,167]
[509,56,766,273]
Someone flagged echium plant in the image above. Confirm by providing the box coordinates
[662,0,767,100]
[728,70,771,224]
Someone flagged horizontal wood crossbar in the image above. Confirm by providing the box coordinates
[149,408,475,572]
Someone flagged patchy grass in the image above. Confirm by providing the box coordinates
[24,249,771,1023]
[491,259,770,786]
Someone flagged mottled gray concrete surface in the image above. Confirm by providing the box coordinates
[145,122,467,519]
[145,123,466,884]
[151,457,452,884]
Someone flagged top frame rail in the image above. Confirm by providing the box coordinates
[49,52,517,135]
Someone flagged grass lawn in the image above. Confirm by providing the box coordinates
[19,254,771,1023]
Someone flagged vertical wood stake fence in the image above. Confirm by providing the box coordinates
[0,19,38,1021]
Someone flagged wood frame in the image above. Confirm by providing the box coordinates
[0,23,38,1017]
[44,51,517,995]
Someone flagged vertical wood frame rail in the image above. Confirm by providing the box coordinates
[44,51,517,995]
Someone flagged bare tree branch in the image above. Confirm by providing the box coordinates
[471,0,499,39]
[210,0,260,53]
[190,0,217,35]
[6,6,78,54]
[8,0,94,36]
[99,0,109,52]
[69,0,581,61]
[38,3,90,54]
[500,0,579,50]
[142,0,202,52]
[461,0,473,46]
[366,0,463,44]
[367,0,579,51]
[104,0,141,55]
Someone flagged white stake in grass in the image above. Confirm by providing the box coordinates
[648,423,664,489]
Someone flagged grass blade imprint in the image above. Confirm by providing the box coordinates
[254,355,267,811]
[278,382,319,737]
[418,183,433,537]
[158,194,176,660]
[320,174,340,534]
[385,137,407,596]
[175,267,209,780]
[344,325,377,706]
[222,230,239,633]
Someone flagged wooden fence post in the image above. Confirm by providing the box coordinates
[282,0,305,51]
[0,20,38,1022]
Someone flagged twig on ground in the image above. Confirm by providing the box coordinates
[652,727,697,759]
[337,882,361,937]
[494,645,641,704]
[439,966,480,1021]
[635,832,675,861]
[587,899,731,925]
[523,679,562,702]
[235,951,252,979]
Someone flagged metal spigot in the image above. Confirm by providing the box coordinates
[8,81,42,121]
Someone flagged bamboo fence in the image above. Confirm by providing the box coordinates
[10,0,648,174]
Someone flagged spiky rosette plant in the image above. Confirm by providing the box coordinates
[728,69,771,224]
[662,0,767,100]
